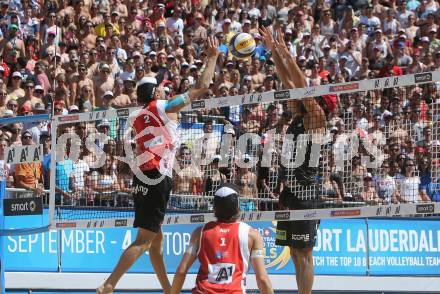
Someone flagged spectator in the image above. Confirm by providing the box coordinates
[203,155,227,196]
[235,157,258,211]
[396,158,431,203]
[173,147,203,194]
[91,155,120,206]
[14,130,44,196]
[374,160,398,203]
[361,173,384,204]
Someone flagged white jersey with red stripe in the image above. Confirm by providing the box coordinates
[132,100,179,177]
[194,221,251,294]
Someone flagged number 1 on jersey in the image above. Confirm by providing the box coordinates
[220,237,226,247]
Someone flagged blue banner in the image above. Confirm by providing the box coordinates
[368,219,440,275]
[3,213,440,275]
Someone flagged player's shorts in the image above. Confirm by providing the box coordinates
[133,169,172,233]
[275,187,320,249]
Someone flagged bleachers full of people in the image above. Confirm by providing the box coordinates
[0,0,439,209]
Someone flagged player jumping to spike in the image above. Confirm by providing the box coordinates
[97,37,220,294]
[260,27,326,294]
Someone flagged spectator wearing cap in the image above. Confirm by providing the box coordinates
[383,8,400,36]
[8,71,24,100]
[395,42,413,67]
[2,23,26,68]
[421,11,438,35]
[94,63,114,107]
[42,30,60,60]
[95,11,119,37]
[135,65,146,82]
[222,18,235,45]
[360,5,381,35]
[17,80,43,109]
[14,130,45,196]
[428,28,440,51]
[253,33,266,58]
[78,84,95,111]
[96,118,116,145]
[113,78,132,108]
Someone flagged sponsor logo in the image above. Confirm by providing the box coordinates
[274,211,290,220]
[58,114,80,122]
[116,109,130,117]
[133,184,149,195]
[3,197,43,216]
[115,219,128,227]
[191,100,205,109]
[276,229,287,240]
[303,211,317,219]
[217,98,228,107]
[374,77,400,88]
[56,222,77,228]
[291,233,310,242]
[329,83,359,92]
[274,90,290,100]
[87,220,105,228]
[6,144,43,164]
[304,87,317,97]
[190,214,205,223]
[330,209,361,217]
[416,204,434,214]
[414,73,432,83]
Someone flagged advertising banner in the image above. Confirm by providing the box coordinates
[3,214,440,275]
[368,219,440,275]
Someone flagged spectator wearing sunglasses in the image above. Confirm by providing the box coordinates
[14,130,45,196]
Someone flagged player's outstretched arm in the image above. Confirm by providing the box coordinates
[274,29,307,89]
[170,227,201,294]
[250,228,274,294]
[259,27,295,89]
[273,29,326,129]
[165,37,219,113]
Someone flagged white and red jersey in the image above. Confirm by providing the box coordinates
[194,221,251,294]
[133,100,179,177]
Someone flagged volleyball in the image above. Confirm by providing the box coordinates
[230,33,256,58]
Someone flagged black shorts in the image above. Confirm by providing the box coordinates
[275,188,320,249]
[133,170,172,233]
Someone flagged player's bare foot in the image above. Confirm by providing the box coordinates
[96,284,113,294]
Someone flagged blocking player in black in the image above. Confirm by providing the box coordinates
[260,27,326,294]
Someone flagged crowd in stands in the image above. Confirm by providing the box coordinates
[0,0,439,209]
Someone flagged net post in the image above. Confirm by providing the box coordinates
[48,116,58,228]
[0,171,5,293]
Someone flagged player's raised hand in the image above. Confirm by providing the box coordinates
[275,29,291,56]
[259,26,276,51]
[205,36,219,58]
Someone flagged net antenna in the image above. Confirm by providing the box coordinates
[48,70,440,229]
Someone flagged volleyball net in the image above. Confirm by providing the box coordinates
[48,70,440,229]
